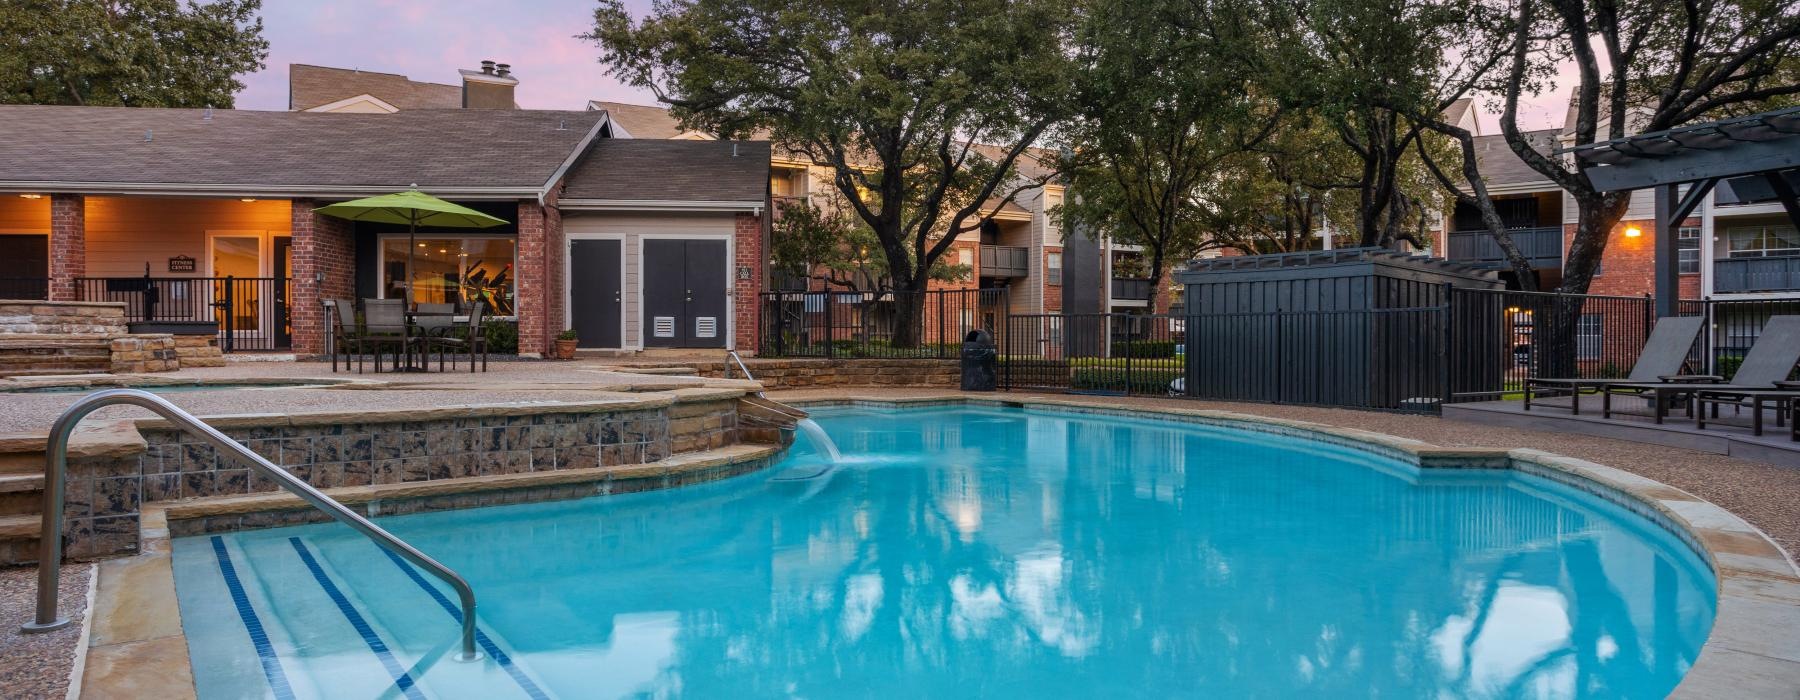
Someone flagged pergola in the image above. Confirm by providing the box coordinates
[1564,106,1800,316]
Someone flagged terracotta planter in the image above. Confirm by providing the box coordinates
[553,339,578,360]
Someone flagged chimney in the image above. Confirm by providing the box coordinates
[461,59,518,109]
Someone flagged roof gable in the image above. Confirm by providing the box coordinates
[289,64,461,111]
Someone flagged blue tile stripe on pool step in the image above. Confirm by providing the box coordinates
[209,536,298,700]
[378,547,552,700]
[287,537,428,700]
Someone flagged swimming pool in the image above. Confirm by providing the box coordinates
[170,404,1716,698]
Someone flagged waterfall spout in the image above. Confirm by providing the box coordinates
[796,418,841,464]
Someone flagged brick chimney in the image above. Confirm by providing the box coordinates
[460,59,518,109]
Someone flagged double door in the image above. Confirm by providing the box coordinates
[643,239,728,348]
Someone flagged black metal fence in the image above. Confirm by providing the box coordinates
[0,277,49,300]
[991,289,1800,413]
[758,288,1008,359]
[77,276,290,351]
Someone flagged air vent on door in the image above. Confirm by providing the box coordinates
[652,317,676,338]
[695,317,718,338]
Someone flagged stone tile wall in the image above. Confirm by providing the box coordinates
[60,398,745,559]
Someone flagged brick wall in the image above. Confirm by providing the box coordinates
[1581,218,1701,298]
[517,200,549,356]
[545,189,566,351]
[289,199,358,355]
[734,211,763,352]
[49,194,85,301]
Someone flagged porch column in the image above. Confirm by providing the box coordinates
[48,194,85,301]
[290,199,356,356]
[515,198,560,357]
[734,211,764,353]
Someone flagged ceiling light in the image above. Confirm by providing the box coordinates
[18,194,42,200]
[240,198,257,203]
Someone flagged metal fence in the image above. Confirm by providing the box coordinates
[758,288,1007,359]
[992,289,1799,413]
[77,276,290,351]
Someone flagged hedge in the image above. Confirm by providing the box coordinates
[1071,366,1184,394]
[1113,340,1180,358]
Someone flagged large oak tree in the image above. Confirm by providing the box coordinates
[0,0,267,108]
[588,0,1073,346]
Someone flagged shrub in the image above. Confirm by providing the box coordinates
[1114,340,1179,358]
[1070,366,1184,394]
[484,320,519,354]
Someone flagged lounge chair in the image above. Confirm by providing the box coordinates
[1690,318,1800,435]
[1524,315,1706,414]
[1603,315,1800,424]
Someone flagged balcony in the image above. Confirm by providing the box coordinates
[1714,255,1800,293]
[1446,227,1563,267]
[981,245,1029,278]
[1111,277,1153,300]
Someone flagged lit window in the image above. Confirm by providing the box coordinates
[959,248,974,267]
[380,236,516,315]
[1727,225,1800,258]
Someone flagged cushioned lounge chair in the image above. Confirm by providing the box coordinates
[1524,315,1706,415]
[1603,315,1800,424]
[1690,318,1800,435]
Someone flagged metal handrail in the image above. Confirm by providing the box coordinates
[726,350,763,397]
[22,389,482,661]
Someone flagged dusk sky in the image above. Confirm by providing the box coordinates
[234,1,1571,131]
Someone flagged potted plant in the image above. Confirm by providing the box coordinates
[553,329,579,360]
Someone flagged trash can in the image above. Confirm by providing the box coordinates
[961,329,997,391]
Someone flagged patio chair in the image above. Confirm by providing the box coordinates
[1603,316,1800,425]
[1690,318,1800,435]
[427,301,488,372]
[360,298,416,372]
[414,302,457,371]
[324,299,362,373]
[1524,315,1705,415]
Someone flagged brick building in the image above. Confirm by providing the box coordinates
[0,69,770,358]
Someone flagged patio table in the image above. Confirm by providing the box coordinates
[396,310,458,372]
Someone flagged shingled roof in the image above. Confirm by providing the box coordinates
[562,139,770,204]
[0,105,604,196]
[1471,129,1560,187]
[289,64,462,111]
[588,101,694,139]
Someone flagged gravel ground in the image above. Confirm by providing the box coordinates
[0,563,93,700]
[772,389,1800,558]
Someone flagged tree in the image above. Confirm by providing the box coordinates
[1258,0,1512,249]
[1487,0,1800,297]
[1058,0,1282,312]
[0,0,268,108]
[768,196,969,293]
[588,0,1072,346]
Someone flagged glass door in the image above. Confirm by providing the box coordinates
[209,235,263,335]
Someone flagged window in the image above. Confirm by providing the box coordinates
[958,248,974,267]
[1046,251,1063,286]
[379,236,516,316]
[1677,226,1701,274]
[1576,314,1604,360]
[1727,225,1800,258]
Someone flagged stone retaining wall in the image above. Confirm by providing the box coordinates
[109,335,178,373]
[0,301,195,375]
[0,300,126,335]
[58,396,750,559]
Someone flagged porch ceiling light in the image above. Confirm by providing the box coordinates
[18,194,41,199]
[1624,226,1643,238]
[240,198,257,203]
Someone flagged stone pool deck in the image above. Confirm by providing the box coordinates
[3,382,1799,697]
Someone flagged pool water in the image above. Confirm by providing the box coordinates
[171,405,1716,699]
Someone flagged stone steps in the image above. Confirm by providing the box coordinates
[0,334,113,376]
[0,473,44,516]
[0,513,41,565]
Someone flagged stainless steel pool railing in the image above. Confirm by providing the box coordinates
[725,349,761,396]
[22,389,482,662]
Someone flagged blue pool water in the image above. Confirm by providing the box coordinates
[171,405,1716,698]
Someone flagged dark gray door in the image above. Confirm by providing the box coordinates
[643,239,729,348]
[570,239,622,348]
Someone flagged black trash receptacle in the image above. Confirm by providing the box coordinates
[961,329,997,391]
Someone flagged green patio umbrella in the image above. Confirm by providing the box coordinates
[315,188,507,308]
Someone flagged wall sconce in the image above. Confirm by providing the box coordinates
[1624,226,1642,238]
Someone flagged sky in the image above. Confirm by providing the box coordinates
[234,1,1572,132]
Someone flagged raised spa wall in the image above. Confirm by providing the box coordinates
[58,388,762,559]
